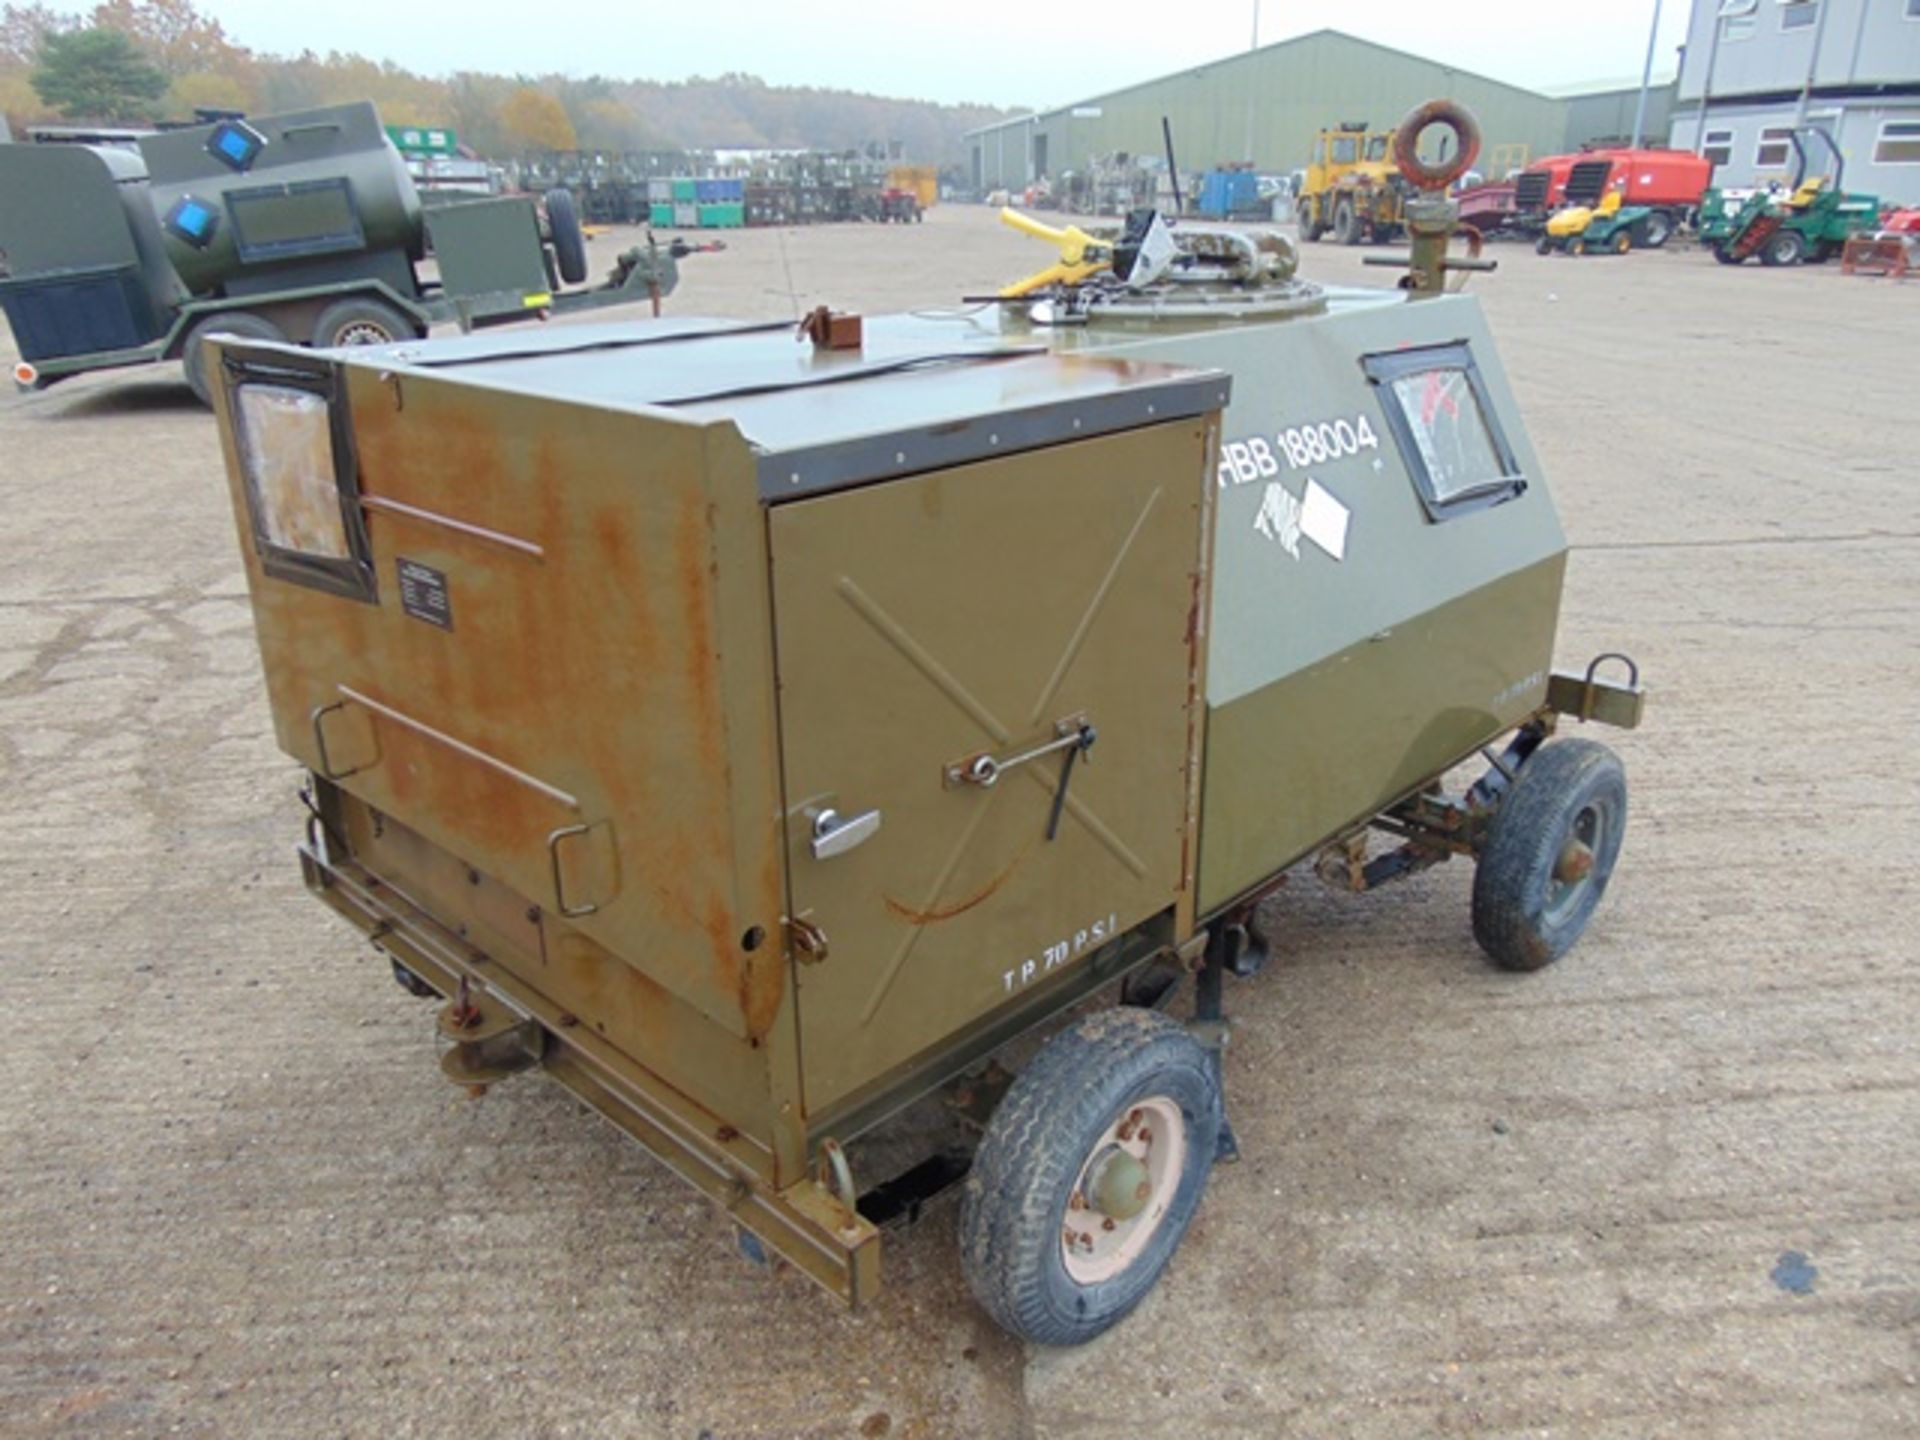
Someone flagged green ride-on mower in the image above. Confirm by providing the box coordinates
[1700,126,1879,267]
[1535,191,1651,256]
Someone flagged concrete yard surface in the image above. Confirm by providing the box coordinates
[1,206,1916,1438]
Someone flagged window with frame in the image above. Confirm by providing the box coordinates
[1360,344,1526,521]
[1755,125,1795,168]
[1702,129,1734,166]
[1719,0,1758,39]
[1778,0,1818,31]
[1876,120,1920,164]
[224,352,377,603]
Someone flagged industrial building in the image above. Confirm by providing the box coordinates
[966,29,1674,195]
[1667,0,1920,202]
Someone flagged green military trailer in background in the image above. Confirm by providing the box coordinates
[208,102,1644,1345]
[0,102,677,404]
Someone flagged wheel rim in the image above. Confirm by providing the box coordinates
[335,320,398,346]
[1061,1096,1186,1284]
[1545,803,1605,924]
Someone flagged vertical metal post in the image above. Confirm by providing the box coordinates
[1695,7,1724,156]
[1631,0,1666,149]
[1792,0,1834,127]
[1243,1,1262,164]
[1193,930,1240,1163]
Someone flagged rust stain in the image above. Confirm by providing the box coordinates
[674,494,727,780]
[883,847,1028,926]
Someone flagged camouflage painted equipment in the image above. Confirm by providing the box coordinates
[209,99,1645,1346]
[0,102,680,403]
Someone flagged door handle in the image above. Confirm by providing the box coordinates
[811,807,881,861]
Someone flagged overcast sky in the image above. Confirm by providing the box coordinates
[184,0,1691,109]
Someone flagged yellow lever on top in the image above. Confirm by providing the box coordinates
[998,207,1114,298]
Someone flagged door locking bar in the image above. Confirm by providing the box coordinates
[946,714,1095,790]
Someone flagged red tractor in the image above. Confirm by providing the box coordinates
[1513,148,1712,248]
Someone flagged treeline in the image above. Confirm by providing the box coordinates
[0,0,1012,161]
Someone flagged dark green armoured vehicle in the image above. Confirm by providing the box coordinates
[208,101,1644,1345]
[1,102,676,403]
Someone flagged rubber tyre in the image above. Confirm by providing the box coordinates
[960,1009,1222,1346]
[544,186,590,285]
[1472,738,1628,972]
[1639,209,1674,248]
[1535,234,1555,255]
[1332,198,1362,246]
[313,296,418,350]
[1760,229,1805,267]
[1713,243,1744,265]
[180,310,286,407]
[1612,229,1632,254]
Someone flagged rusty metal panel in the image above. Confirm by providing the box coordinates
[768,420,1214,1116]
[216,353,795,1143]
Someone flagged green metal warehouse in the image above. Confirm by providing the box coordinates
[967,28,1584,193]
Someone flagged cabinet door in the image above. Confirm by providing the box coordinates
[771,421,1211,1116]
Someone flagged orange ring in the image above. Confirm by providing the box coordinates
[1394,99,1482,192]
[12,361,38,387]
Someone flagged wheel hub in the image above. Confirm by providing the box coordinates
[1087,1147,1152,1221]
[1062,1096,1187,1284]
[1554,838,1595,884]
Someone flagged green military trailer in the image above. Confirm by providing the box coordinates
[0,102,677,404]
[209,102,1644,1345]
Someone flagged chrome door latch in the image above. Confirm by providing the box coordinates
[946,714,1096,790]
[810,806,881,860]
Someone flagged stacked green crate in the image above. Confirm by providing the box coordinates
[671,178,697,202]
[649,203,675,226]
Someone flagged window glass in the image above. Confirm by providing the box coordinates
[1720,0,1758,37]
[1331,137,1357,164]
[1387,371,1509,503]
[228,179,364,263]
[1366,136,1388,161]
[1755,126,1795,168]
[1703,130,1734,166]
[1780,0,1817,31]
[236,384,351,559]
[1877,121,1920,165]
[1364,346,1526,519]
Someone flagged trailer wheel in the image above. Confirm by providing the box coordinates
[960,1008,1222,1346]
[181,310,286,407]
[1639,209,1674,248]
[1472,738,1627,972]
[544,187,590,285]
[1760,230,1806,267]
[1332,197,1363,245]
[314,296,419,350]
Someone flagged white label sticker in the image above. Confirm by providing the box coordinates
[1299,479,1350,561]
[1251,481,1303,557]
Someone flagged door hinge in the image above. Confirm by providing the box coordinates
[787,915,829,964]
